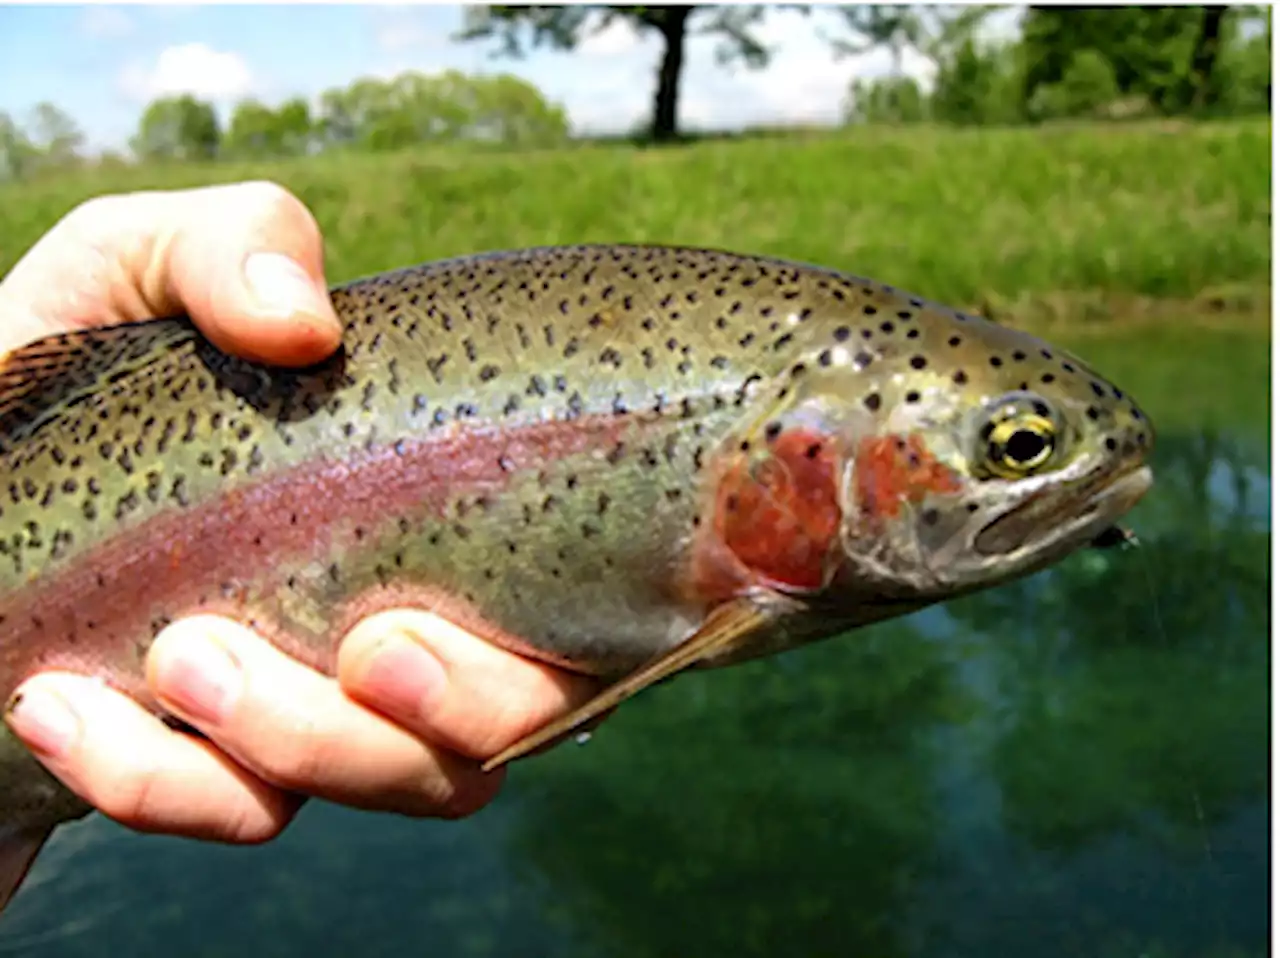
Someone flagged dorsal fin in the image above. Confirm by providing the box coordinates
[0,316,198,450]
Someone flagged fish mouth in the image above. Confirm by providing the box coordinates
[973,462,1154,558]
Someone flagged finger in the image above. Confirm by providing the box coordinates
[0,182,341,366]
[337,611,604,761]
[156,181,342,366]
[147,616,502,819]
[4,673,301,843]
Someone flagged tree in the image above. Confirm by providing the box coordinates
[224,99,277,158]
[830,4,923,76]
[316,77,396,149]
[1212,7,1271,115]
[131,95,220,161]
[463,73,571,145]
[224,97,313,158]
[829,5,999,77]
[1185,5,1228,109]
[931,36,1024,125]
[932,38,995,124]
[27,101,84,170]
[1027,49,1121,121]
[0,111,36,180]
[1019,6,1227,116]
[314,71,569,152]
[457,5,790,142]
[842,76,928,124]
[275,97,314,154]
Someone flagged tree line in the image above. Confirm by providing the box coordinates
[0,70,569,178]
[0,5,1269,180]
[129,70,570,163]
[845,5,1271,125]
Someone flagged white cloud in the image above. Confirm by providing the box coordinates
[79,6,134,39]
[119,43,255,103]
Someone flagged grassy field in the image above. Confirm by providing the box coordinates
[0,118,1270,324]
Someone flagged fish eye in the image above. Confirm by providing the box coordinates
[978,393,1060,479]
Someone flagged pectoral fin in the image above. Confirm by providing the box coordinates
[481,598,784,772]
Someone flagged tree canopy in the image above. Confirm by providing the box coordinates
[314,70,570,152]
[0,102,84,179]
[842,4,1270,126]
[457,5,791,142]
[0,5,1270,179]
[131,95,220,162]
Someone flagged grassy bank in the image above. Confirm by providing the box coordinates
[0,118,1270,320]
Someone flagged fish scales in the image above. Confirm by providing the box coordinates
[0,245,896,689]
[0,244,1154,902]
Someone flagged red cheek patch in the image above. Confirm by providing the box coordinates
[855,433,961,521]
[710,428,843,592]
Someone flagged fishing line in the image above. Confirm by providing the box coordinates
[1127,529,1214,866]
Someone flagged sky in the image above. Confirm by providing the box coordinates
[0,4,1024,152]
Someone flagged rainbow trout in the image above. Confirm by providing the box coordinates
[0,245,1153,908]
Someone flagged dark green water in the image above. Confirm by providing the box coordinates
[0,325,1268,958]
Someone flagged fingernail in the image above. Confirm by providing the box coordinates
[153,634,243,725]
[243,251,334,326]
[359,633,447,719]
[7,686,82,759]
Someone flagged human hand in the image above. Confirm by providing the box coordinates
[0,181,597,843]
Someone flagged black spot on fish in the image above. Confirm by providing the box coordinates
[426,354,449,383]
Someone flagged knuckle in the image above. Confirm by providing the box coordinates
[233,180,316,231]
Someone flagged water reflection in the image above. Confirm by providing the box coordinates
[1,426,1268,957]
[501,429,1268,958]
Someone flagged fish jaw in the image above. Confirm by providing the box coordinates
[971,460,1154,561]
[829,422,1155,604]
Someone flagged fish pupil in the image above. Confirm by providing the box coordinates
[1005,429,1046,463]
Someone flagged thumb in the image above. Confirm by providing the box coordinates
[161,181,342,366]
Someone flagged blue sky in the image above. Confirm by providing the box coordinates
[0,4,1023,151]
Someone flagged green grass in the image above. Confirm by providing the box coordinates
[0,118,1270,314]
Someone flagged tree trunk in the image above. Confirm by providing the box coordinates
[650,6,694,142]
[1187,5,1227,110]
